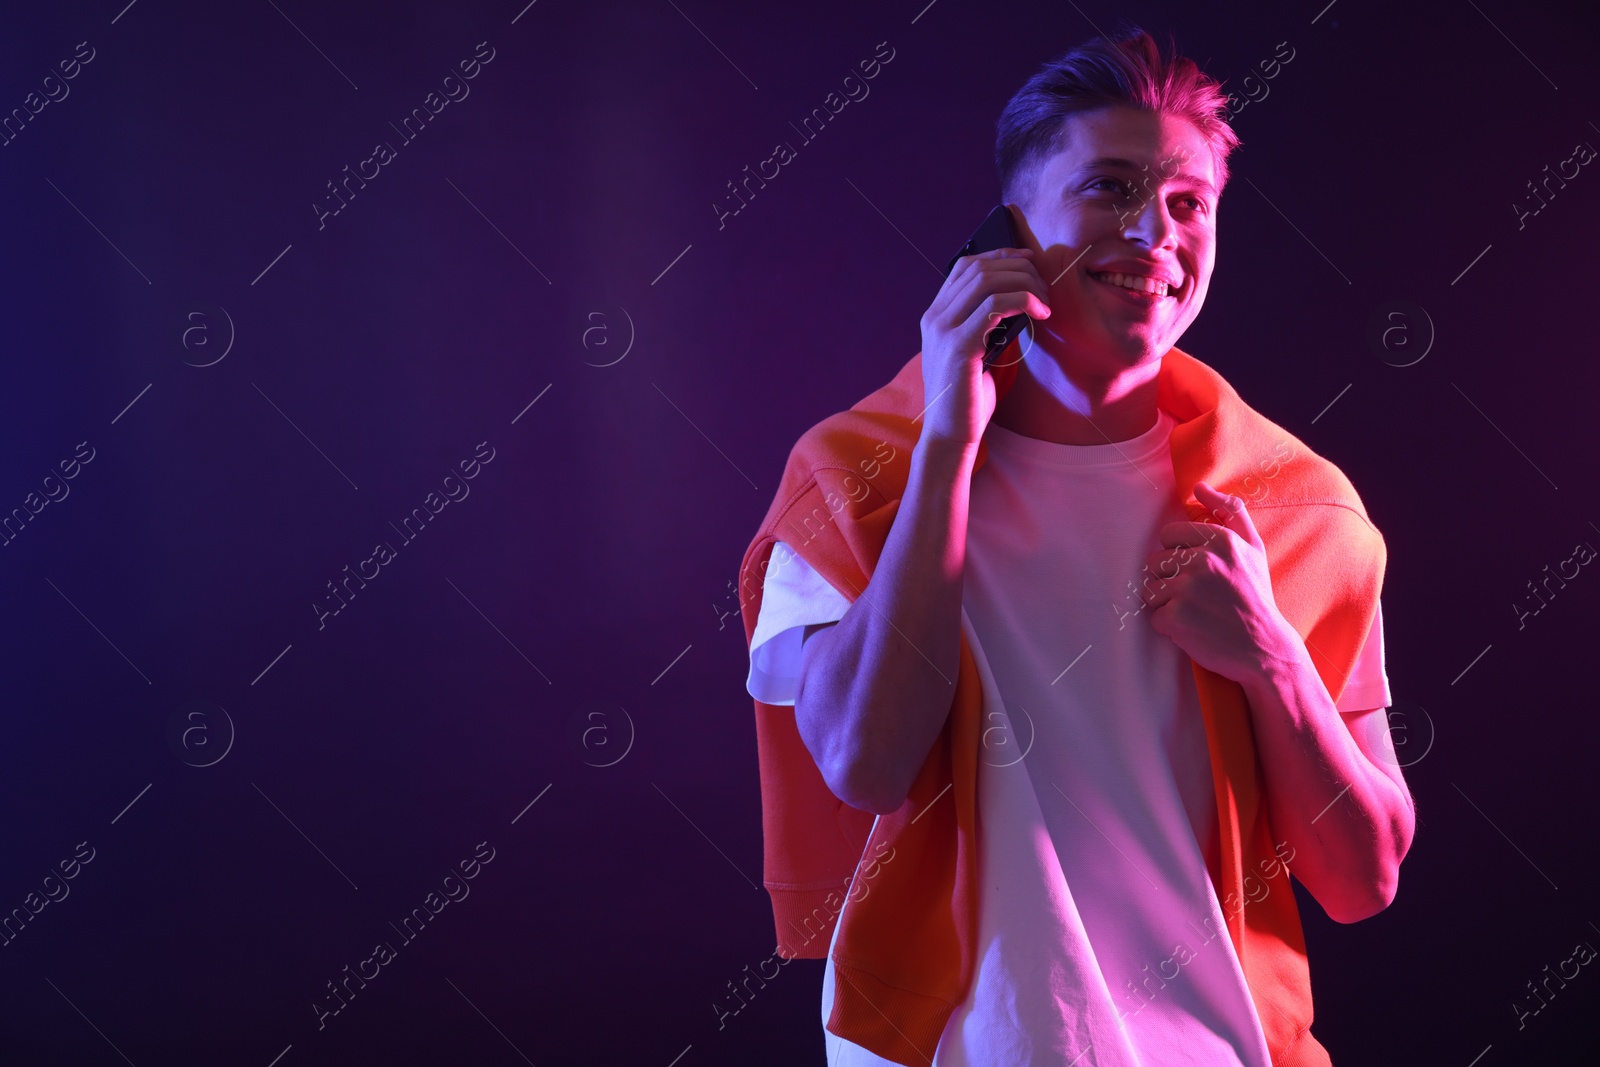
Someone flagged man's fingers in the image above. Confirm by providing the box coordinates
[944,248,1034,294]
[1157,519,1227,549]
[1193,480,1264,551]
[954,246,1033,268]
[1153,551,1182,579]
[948,256,1049,300]
[947,251,1049,294]
[941,265,1051,328]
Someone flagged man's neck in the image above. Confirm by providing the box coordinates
[989,343,1164,446]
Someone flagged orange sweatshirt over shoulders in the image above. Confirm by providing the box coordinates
[738,347,1385,1067]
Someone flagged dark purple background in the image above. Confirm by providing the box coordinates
[0,0,1596,1063]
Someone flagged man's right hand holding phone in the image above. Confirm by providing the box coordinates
[917,247,1052,449]
[793,248,1050,814]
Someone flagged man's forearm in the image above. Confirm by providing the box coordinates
[794,435,978,815]
[1239,636,1416,923]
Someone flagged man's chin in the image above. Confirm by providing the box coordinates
[1100,327,1171,367]
[1036,322,1175,373]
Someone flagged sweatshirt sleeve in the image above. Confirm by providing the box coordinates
[1333,598,1391,713]
[746,539,853,706]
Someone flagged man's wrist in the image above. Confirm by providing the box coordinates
[913,432,981,475]
[1239,617,1318,705]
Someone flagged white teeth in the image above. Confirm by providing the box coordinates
[1094,271,1174,297]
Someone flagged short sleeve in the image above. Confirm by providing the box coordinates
[745,540,853,706]
[1333,598,1391,713]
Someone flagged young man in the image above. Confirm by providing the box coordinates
[738,30,1414,1067]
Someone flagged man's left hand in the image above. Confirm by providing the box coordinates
[1141,481,1300,683]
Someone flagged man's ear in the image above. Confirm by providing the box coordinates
[1005,199,1039,253]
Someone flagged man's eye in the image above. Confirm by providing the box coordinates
[1177,195,1206,212]
[1088,177,1131,194]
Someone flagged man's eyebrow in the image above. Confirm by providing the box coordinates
[1075,156,1218,197]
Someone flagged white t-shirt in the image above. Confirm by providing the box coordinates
[747,409,1390,1066]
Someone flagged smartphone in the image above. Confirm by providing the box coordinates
[942,204,1032,369]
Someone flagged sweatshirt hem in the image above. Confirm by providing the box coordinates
[826,956,957,1067]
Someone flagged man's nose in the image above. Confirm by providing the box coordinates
[1120,193,1177,249]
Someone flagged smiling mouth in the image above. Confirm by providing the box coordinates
[1089,271,1182,299]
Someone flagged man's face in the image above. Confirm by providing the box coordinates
[1012,106,1219,375]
